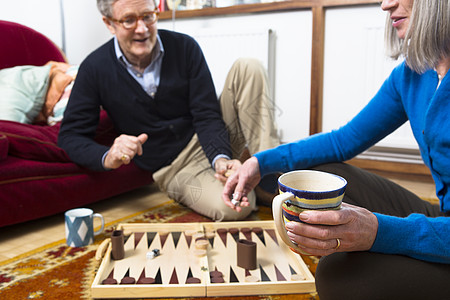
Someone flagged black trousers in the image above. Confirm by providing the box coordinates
[311,163,450,300]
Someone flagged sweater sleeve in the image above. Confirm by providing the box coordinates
[372,213,450,264]
[58,55,109,171]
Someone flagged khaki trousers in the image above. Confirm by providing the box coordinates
[153,58,279,221]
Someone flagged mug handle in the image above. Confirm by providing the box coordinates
[272,192,305,254]
[93,213,105,236]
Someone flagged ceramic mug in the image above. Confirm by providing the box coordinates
[65,208,104,247]
[272,170,347,254]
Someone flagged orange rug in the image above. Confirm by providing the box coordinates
[0,200,319,299]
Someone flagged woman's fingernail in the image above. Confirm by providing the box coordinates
[299,212,310,222]
[285,223,294,231]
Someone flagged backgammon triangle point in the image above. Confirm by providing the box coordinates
[169,267,179,284]
[155,268,162,284]
[172,231,181,248]
[134,232,144,249]
[265,229,279,245]
[274,265,287,281]
[259,264,270,282]
[146,232,157,248]
[229,266,239,283]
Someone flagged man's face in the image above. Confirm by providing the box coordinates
[104,0,158,66]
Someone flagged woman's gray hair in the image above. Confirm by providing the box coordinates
[97,0,117,18]
[385,0,450,73]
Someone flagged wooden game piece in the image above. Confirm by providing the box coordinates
[120,277,136,284]
[211,277,225,283]
[101,269,117,285]
[137,269,156,284]
[195,239,209,250]
[95,238,110,260]
[205,230,215,239]
[137,277,156,284]
[245,275,260,282]
[186,277,201,284]
[210,270,223,278]
[236,239,257,270]
[184,229,197,236]
[102,278,117,285]
[111,230,125,260]
[210,268,225,284]
[193,232,205,240]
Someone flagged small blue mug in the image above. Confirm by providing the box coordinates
[65,208,104,247]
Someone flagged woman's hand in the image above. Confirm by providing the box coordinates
[222,156,262,212]
[104,133,148,169]
[286,202,379,256]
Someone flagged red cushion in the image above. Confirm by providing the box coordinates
[0,21,66,70]
[0,134,8,161]
[0,110,117,162]
[0,121,69,162]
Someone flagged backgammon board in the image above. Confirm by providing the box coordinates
[91,221,315,298]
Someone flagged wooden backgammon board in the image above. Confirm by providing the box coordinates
[91,221,315,298]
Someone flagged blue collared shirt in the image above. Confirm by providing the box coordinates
[114,35,164,97]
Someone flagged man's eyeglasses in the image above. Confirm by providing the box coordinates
[109,10,159,30]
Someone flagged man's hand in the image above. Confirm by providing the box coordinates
[222,156,261,212]
[104,133,148,169]
[214,158,241,184]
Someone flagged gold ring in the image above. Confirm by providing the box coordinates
[334,238,341,250]
[121,154,129,161]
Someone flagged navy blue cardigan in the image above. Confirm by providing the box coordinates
[58,30,231,172]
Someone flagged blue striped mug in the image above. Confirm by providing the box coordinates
[272,170,347,254]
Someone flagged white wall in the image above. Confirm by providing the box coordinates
[322,5,416,150]
[62,0,112,64]
[0,0,62,47]
[159,11,313,143]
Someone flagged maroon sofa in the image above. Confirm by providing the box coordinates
[0,20,153,227]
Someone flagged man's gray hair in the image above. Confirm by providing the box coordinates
[97,0,116,18]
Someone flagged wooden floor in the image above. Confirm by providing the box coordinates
[0,175,438,263]
[0,184,171,262]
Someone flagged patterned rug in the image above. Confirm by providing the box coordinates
[0,200,319,299]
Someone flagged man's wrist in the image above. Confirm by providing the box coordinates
[212,154,230,169]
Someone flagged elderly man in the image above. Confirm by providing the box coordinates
[58,0,279,220]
